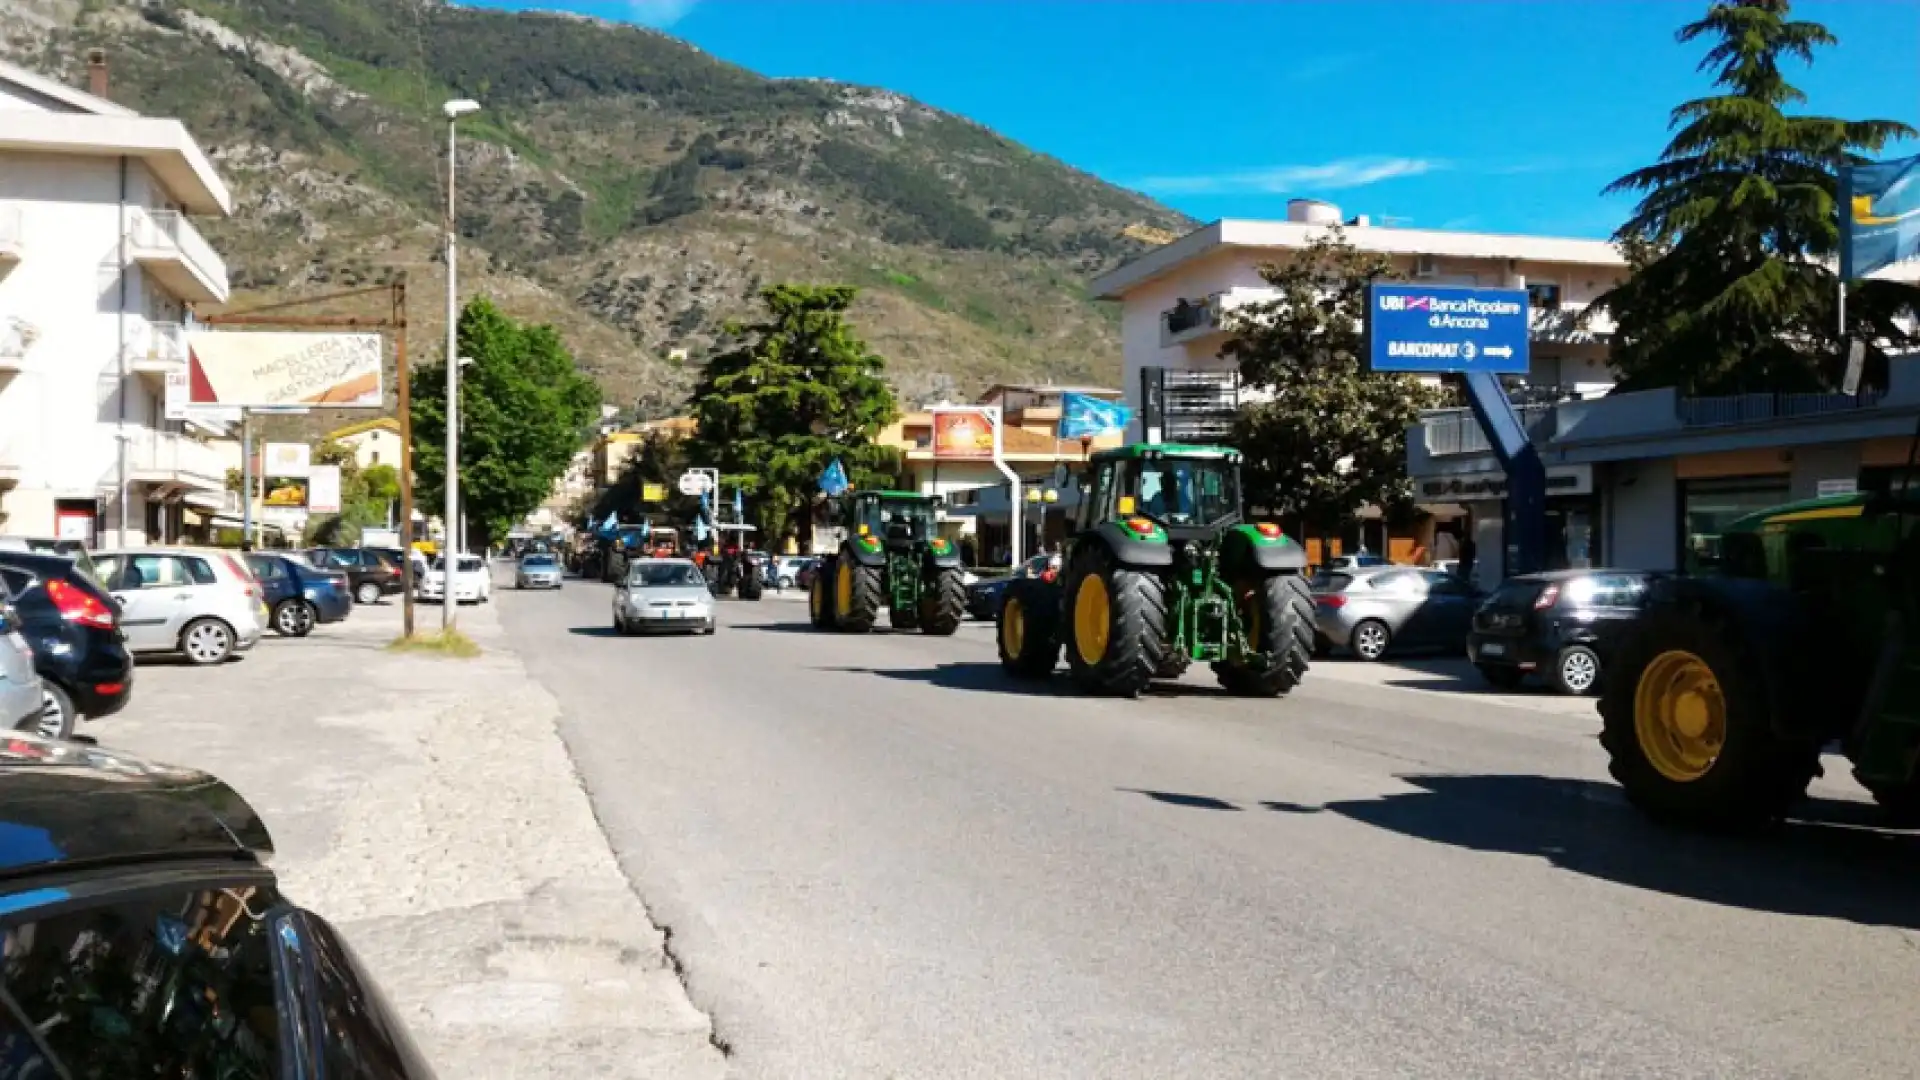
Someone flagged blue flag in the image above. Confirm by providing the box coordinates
[1060,393,1133,440]
[1841,153,1920,280]
[734,487,745,522]
[819,458,851,497]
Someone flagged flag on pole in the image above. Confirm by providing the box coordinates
[819,458,851,496]
[1059,393,1133,439]
[733,487,745,523]
[1841,153,1920,280]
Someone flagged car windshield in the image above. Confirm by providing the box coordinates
[522,555,557,568]
[630,562,704,587]
[1130,458,1236,526]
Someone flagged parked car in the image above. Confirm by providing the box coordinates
[94,547,267,665]
[1324,552,1389,572]
[247,552,353,637]
[0,536,104,586]
[0,598,44,733]
[515,552,564,590]
[794,557,823,592]
[418,554,491,604]
[0,550,134,738]
[770,555,813,590]
[614,558,716,635]
[1468,569,1666,695]
[0,732,440,1076]
[1312,565,1482,661]
[305,546,405,605]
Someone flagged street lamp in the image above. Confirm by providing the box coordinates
[1025,486,1059,553]
[442,98,479,631]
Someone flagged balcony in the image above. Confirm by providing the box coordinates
[1160,293,1229,348]
[125,320,188,382]
[127,429,227,494]
[1420,405,1557,456]
[1678,391,1885,428]
[0,205,21,269]
[0,433,20,484]
[126,207,228,304]
[0,316,31,376]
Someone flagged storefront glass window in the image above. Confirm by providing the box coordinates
[1681,476,1790,573]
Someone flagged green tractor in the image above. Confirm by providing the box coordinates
[1599,486,1920,828]
[808,491,968,635]
[996,444,1315,697]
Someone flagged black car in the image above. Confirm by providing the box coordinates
[1467,569,1665,696]
[0,550,133,738]
[0,734,438,1076]
[304,547,405,605]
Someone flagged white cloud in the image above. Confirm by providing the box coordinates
[1132,157,1442,196]
[626,0,697,27]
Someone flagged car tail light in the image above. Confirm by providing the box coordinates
[1533,584,1560,610]
[221,554,264,602]
[1041,568,1059,583]
[1318,593,1347,609]
[93,682,125,696]
[46,579,115,629]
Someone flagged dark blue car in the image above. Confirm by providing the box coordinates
[246,553,353,637]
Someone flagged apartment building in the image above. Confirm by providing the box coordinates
[0,55,232,545]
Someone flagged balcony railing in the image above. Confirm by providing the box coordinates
[0,205,22,263]
[128,429,227,490]
[126,207,228,303]
[1421,404,1557,456]
[1678,391,1887,428]
[1160,293,1227,347]
[125,320,188,373]
[0,316,32,364]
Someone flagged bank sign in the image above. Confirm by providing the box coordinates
[1364,284,1530,375]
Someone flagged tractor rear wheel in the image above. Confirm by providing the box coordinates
[808,559,837,629]
[833,550,884,633]
[1063,550,1167,698]
[738,566,763,600]
[919,566,966,636]
[1215,573,1314,697]
[997,580,1060,678]
[1599,602,1820,830]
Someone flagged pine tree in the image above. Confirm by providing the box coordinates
[687,285,901,546]
[1593,0,1918,394]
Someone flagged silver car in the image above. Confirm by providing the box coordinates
[515,552,564,590]
[1312,565,1481,661]
[613,558,716,635]
[0,598,43,733]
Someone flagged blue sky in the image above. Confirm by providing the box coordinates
[462,1,1919,239]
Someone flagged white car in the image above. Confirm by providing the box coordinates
[94,547,268,665]
[0,598,43,733]
[613,558,715,634]
[418,554,491,604]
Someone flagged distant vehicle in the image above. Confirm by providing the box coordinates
[516,552,564,590]
[1325,552,1388,572]
[1469,569,1666,695]
[0,550,133,738]
[0,733,439,1075]
[419,554,491,604]
[94,547,267,666]
[1312,565,1482,661]
[247,552,354,637]
[0,597,44,734]
[770,555,812,590]
[614,558,716,635]
[305,546,406,604]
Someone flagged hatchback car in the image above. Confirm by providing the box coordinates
[305,546,405,605]
[1468,569,1665,695]
[419,554,491,604]
[614,558,716,635]
[515,552,564,590]
[1313,565,1483,661]
[95,547,267,665]
[0,550,133,737]
[0,732,439,1076]
[248,552,354,637]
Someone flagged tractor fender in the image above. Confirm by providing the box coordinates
[841,538,887,568]
[1086,521,1174,568]
[1220,525,1309,575]
[925,548,964,571]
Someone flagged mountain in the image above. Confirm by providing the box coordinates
[0,0,1193,418]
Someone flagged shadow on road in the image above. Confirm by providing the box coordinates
[816,662,1059,696]
[733,622,828,634]
[1114,774,1920,929]
[567,626,624,638]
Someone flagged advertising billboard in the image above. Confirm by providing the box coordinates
[931,410,995,459]
[186,331,383,408]
[307,465,342,515]
[1363,284,1530,375]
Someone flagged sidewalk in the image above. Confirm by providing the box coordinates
[90,594,726,1079]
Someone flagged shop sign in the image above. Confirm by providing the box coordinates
[1419,465,1592,501]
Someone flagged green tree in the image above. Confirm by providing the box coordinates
[1592,0,1919,394]
[411,297,602,550]
[687,284,900,546]
[1221,229,1439,552]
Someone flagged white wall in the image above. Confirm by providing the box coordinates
[1603,458,1678,572]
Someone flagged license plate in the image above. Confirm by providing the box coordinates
[1480,642,1506,657]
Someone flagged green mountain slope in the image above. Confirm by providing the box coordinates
[1,0,1192,416]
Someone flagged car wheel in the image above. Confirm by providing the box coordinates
[273,599,316,638]
[23,683,75,740]
[1349,619,1391,661]
[180,618,236,665]
[355,581,382,605]
[1551,645,1602,696]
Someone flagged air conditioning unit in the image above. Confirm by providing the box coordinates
[1414,255,1440,278]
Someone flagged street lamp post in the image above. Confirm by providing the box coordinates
[441,97,479,632]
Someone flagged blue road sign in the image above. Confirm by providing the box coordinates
[1364,284,1531,375]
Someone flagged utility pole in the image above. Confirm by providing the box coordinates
[199,277,418,636]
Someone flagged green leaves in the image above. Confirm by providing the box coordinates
[410,297,602,546]
[1595,0,1920,394]
[687,285,901,544]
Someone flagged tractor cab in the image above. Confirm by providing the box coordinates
[1081,444,1242,537]
[850,492,939,550]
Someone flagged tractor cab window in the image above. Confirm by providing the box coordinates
[1131,459,1236,526]
[861,498,933,541]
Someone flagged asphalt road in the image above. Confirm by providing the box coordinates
[501,571,1920,1080]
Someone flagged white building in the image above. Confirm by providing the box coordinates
[0,55,232,546]
[1090,200,1631,424]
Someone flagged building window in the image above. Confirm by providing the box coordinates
[1527,282,1563,310]
[1680,475,1790,573]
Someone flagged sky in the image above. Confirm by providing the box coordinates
[461,0,1920,239]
